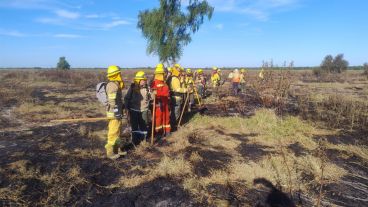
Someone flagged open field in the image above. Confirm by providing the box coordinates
[0,69,367,206]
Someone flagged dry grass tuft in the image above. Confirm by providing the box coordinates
[189,152,203,163]
[154,155,192,177]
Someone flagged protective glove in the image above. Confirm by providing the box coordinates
[113,106,122,119]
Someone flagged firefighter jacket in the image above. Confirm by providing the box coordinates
[124,83,151,112]
[185,76,194,88]
[232,72,241,83]
[211,72,221,86]
[195,74,206,87]
[240,73,246,83]
[170,76,187,97]
[151,79,170,98]
[106,81,124,118]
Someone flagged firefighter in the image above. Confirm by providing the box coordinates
[195,69,206,98]
[179,67,186,87]
[124,71,151,145]
[259,68,265,80]
[105,65,126,160]
[151,63,171,138]
[211,67,221,88]
[169,64,188,130]
[211,67,221,98]
[232,69,241,96]
[240,68,247,92]
[185,68,195,111]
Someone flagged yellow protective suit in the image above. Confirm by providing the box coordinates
[211,73,221,87]
[106,119,122,156]
[105,73,124,158]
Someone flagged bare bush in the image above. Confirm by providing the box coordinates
[296,94,368,131]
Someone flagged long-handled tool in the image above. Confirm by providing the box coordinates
[192,84,208,113]
[178,91,190,127]
[50,117,109,123]
[50,116,129,123]
[193,87,202,107]
[150,95,156,145]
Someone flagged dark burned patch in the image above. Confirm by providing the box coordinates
[0,116,17,129]
[91,178,200,207]
[236,143,272,161]
[21,178,47,201]
[326,148,368,176]
[78,158,121,186]
[214,129,258,142]
[187,131,202,145]
[318,134,358,145]
[183,146,203,160]
[194,149,233,177]
[288,142,309,157]
[323,175,368,207]
[206,183,241,206]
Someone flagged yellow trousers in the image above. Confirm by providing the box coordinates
[105,119,122,156]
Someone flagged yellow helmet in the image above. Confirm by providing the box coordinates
[172,66,181,77]
[186,68,192,74]
[134,71,147,81]
[167,67,173,73]
[155,63,165,74]
[241,69,245,73]
[174,63,181,68]
[212,67,218,71]
[180,67,184,72]
[156,63,164,69]
[197,69,203,74]
[106,65,121,77]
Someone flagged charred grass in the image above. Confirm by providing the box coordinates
[0,69,367,206]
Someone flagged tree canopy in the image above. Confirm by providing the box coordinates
[320,54,348,73]
[137,0,214,64]
[56,57,70,70]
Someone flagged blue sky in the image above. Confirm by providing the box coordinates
[0,0,367,68]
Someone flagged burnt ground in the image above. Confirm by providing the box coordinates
[1,76,368,206]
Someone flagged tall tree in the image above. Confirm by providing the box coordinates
[320,54,349,73]
[137,0,214,64]
[332,54,349,73]
[56,57,70,70]
[363,62,368,76]
[320,55,334,72]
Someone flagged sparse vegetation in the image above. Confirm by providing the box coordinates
[0,69,367,206]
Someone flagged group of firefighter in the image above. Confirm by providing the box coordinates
[104,63,251,159]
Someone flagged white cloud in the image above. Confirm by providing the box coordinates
[0,0,80,11]
[0,0,52,9]
[215,23,224,30]
[36,17,64,25]
[240,8,268,21]
[208,0,301,21]
[85,14,100,19]
[55,9,80,19]
[0,29,26,37]
[53,33,84,38]
[102,20,131,29]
